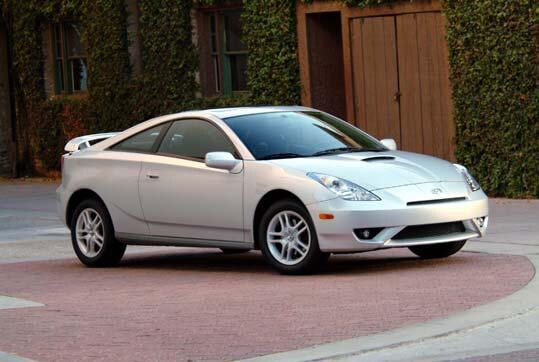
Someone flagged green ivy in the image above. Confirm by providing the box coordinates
[444,0,538,197]
[242,0,300,104]
[137,0,198,116]
[37,97,89,170]
[3,0,48,173]
[82,0,131,133]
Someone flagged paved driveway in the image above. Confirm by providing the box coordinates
[0,249,533,361]
[0,181,537,361]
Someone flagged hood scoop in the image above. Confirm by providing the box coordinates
[361,156,396,162]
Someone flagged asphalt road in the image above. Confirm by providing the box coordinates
[0,181,538,362]
[0,181,161,262]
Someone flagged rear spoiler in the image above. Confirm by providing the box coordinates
[64,132,120,152]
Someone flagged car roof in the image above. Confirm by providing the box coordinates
[87,106,318,154]
[128,106,318,130]
[198,105,316,119]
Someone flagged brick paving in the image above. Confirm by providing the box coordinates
[0,248,533,362]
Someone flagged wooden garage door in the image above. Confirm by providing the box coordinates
[350,17,401,143]
[350,12,454,160]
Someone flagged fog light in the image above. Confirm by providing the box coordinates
[476,217,486,227]
[353,228,383,240]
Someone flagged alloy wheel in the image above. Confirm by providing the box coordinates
[266,210,311,266]
[75,208,104,258]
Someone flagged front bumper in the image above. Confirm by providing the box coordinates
[307,183,489,253]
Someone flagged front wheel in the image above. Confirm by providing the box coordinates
[259,199,329,274]
[71,198,126,267]
[408,240,467,259]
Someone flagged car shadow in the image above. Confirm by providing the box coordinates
[116,248,471,276]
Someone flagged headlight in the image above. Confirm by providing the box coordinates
[307,173,381,201]
[454,164,481,191]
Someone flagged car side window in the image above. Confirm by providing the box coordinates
[158,119,236,160]
[111,124,167,153]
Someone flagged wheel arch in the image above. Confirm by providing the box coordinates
[252,189,307,249]
[65,188,107,228]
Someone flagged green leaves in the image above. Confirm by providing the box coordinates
[242,0,301,105]
[83,0,132,132]
[444,0,538,197]
[137,0,198,118]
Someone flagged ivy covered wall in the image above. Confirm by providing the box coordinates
[1,0,133,171]
[444,0,538,197]
[1,0,537,197]
[83,0,132,133]
[136,0,198,116]
[243,0,300,105]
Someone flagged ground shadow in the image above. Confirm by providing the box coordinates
[111,247,473,276]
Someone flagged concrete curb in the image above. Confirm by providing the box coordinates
[0,351,38,362]
[0,296,43,310]
[240,254,538,362]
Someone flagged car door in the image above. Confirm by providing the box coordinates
[101,122,170,236]
[138,118,244,242]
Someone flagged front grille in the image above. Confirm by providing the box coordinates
[393,221,465,240]
[407,197,466,206]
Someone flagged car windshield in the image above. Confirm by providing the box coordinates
[222,111,387,160]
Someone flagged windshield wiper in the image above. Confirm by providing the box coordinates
[311,147,384,156]
[311,147,361,156]
[349,148,385,153]
[259,153,307,160]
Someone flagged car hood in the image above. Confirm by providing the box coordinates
[267,151,463,191]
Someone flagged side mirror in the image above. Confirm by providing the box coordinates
[380,138,397,151]
[205,152,241,172]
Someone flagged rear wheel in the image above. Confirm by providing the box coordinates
[409,240,467,259]
[71,198,126,267]
[259,199,329,274]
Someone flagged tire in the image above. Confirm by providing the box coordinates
[220,248,250,254]
[408,240,467,259]
[258,199,330,275]
[70,198,126,267]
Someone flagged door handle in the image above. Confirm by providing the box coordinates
[146,174,159,179]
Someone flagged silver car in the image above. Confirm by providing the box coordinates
[57,106,488,274]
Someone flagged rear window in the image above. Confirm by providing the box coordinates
[111,124,167,153]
